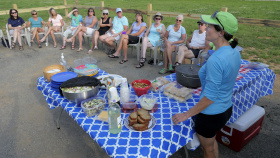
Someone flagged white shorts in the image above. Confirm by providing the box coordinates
[107,32,121,41]
[85,27,95,36]
[9,29,24,36]
[63,27,77,38]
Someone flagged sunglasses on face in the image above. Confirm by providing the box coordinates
[32,13,37,15]
[103,13,108,15]
[11,12,17,14]
[88,11,94,12]
[155,18,161,20]
[211,11,224,30]
[198,23,204,26]
[176,19,182,22]
[117,11,122,13]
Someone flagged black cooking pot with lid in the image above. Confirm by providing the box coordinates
[175,64,201,88]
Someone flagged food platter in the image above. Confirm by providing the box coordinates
[124,115,156,132]
[97,74,123,89]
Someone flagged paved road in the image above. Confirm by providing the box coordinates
[0,42,279,158]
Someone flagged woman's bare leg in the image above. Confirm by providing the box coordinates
[93,31,100,48]
[17,30,22,46]
[113,34,127,56]
[78,31,84,49]
[31,27,37,42]
[12,29,18,43]
[40,26,56,42]
[50,30,57,47]
[122,38,129,60]
[66,26,87,42]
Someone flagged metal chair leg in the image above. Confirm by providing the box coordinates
[56,107,64,129]
[184,145,189,158]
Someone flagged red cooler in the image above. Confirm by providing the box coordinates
[216,105,265,152]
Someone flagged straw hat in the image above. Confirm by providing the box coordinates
[153,12,164,21]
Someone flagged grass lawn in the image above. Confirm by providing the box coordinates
[1,0,280,72]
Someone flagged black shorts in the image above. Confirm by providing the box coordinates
[186,45,200,58]
[194,106,232,138]
[128,35,140,44]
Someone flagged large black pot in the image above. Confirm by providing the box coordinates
[175,64,201,88]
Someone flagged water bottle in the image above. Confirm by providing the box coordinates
[60,53,67,69]
[120,78,130,103]
[108,102,122,134]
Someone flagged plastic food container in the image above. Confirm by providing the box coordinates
[80,97,106,117]
[131,79,151,96]
[120,94,138,113]
[139,94,157,110]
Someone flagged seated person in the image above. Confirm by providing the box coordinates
[8,9,26,50]
[159,15,186,74]
[88,9,112,53]
[26,10,45,48]
[108,13,147,64]
[176,20,209,65]
[60,7,83,50]
[66,8,98,52]
[136,12,166,68]
[99,8,128,54]
[39,8,63,48]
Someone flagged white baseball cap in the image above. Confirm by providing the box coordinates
[116,8,122,13]
[103,9,109,14]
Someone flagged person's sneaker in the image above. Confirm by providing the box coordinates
[94,46,98,50]
[159,68,168,74]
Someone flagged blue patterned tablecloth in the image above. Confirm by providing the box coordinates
[37,60,275,158]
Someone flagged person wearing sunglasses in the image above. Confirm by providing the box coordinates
[172,11,240,158]
[39,8,63,48]
[60,7,83,50]
[108,13,147,64]
[176,20,209,65]
[135,12,166,68]
[99,8,128,54]
[88,9,112,53]
[8,9,26,50]
[26,10,45,48]
[65,8,98,52]
[159,15,186,74]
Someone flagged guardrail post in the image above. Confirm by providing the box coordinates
[13,4,18,10]
[147,3,152,27]
[221,7,228,12]
[63,0,68,17]
[100,1,104,17]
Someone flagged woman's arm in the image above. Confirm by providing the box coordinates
[171,34,186,45]
[186,33,193,48]
[161,25,166,38]
[126,25,133,35]
[26,21,31,28]
[47,20,51,28]
[21,23,26,29]
[60,19,64,27]
[8,24,14,30]
[67,9,76,18]
[164,31,169,41]
[144,26,151,37]
[172,96,214,125]
[41,20,45,28]
[130,26,146,36]
[87,16,97,28]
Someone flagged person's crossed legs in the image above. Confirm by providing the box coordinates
[177,45,195,64]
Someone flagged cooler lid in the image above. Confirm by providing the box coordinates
[228,105,265,132]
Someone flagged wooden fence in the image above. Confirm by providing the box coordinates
[0,0,280,28]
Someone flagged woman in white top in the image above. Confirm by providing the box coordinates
[39,8,63,48]
[176,21,209,65]
[159,15,186,74]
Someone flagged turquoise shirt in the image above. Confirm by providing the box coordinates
[148,23,164,47]
[71,14,83,27]
[167,24,186,43]
[199,46,241,115]
[28,17,43,28]
[112,16,128,33]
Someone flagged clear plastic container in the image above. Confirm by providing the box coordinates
[81,97,106,117]
[139,94,157,110]
[120,94,138,113]
[83,57,97,65]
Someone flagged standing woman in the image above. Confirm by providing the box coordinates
[172,11,240,158]
[65,8,98,52]
[26,10,45,48]
[136,12,166,68]
[88,9,111,53]
[39,8,63,48]
[159,15,186,74]
[108,13,146,64]
[8,9,26,50]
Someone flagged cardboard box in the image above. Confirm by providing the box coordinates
[216,105,265,152]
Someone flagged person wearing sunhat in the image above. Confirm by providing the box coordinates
[100,8,128,56]
[135,12,166,68]
[175,20,209,65]
[172,11,241,157]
